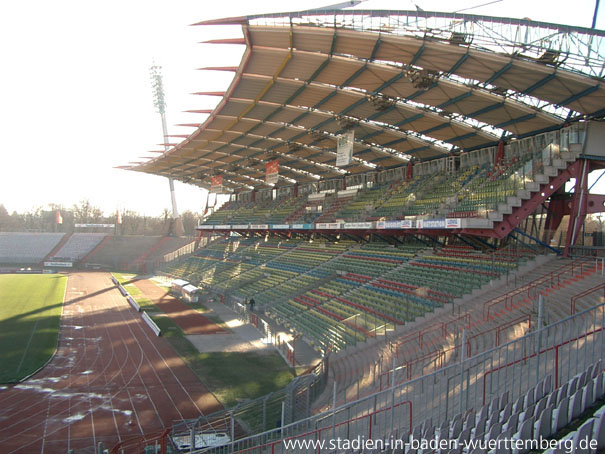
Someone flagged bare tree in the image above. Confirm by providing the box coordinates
[0,202,203,236]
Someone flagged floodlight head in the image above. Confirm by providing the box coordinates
[150,64,166,115]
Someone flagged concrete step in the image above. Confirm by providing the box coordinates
[488,211,503,221]
[498,203,513,214]
[543,165,558,177]
[561,150,580,161]
[553,158,567,169]
[535,174,549,184]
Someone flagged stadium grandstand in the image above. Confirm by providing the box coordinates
[0,231,195,273]
[3,5,605,454]
[0,232,65,265]
[115,5,605,452]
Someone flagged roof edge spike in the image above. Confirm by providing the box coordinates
[199,38,246,45]
[191,92,226,96]
[197,66,238,72]
[191,16,248,26]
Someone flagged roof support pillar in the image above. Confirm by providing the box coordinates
[541,197,567,245]
[564,159,590,256]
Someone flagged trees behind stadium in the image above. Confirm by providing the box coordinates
[0,200,201,236]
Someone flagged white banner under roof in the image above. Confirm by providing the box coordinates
[292,223,313,229]
[344,222,373,229]
[376,220,413,229]
[44,261,73,268]
[232,224,250,229]
[308,193,326,201]
[418,219,452,229]
[75,224,115,228]
[270,224,290,229]
[336,130,354,167]
[316,222,342,229]
[197,225,214,230]
[215,224,231,229]
[446,218,462,228]
[338,188,358,197]
[250,224,269,229]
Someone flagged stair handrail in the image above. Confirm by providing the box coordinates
[453,142,557,216]
[570,282,605,314]
[483,256,598,320]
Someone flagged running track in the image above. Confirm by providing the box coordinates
[0,272,223,453]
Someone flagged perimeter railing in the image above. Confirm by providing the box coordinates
[189,292,604,453]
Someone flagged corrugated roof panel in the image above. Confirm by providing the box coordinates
[218,99,253,118]
[244,102,287,121]
[279,51,328,80]
[202,116,238,131]
[292,27,334,53]
[231,76,267,100]
[531,78,602,114]
[313,58,367,87]
[231,134,261,147]
[333,28,381,59]
[242,121,284,137]
[373,34,425,64]
[262,105,311,124]
[249,26,291,49]
[244,47,289,77]
[412,83,470,108]
[413,43,468,73]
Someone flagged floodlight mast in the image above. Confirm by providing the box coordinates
[150,64,183,236]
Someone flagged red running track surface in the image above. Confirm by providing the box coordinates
[0,272,223,453]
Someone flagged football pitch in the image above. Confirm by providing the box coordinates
[0,274,67,383]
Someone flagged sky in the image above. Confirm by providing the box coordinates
[0,0,603,216]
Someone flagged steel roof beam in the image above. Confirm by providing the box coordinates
[159,123,350,180]
[558,85,600,107]
[494,113,538,130]
[246,48,542,137]
[522,73,557,96]
[485,62,513,85]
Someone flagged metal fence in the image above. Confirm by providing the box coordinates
[163,239,200,263]
[163,292,329,453]
[219,293,301,366]
[193,295,604,453]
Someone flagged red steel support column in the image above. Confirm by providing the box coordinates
[542,198,567,244]
[564,159,590,256]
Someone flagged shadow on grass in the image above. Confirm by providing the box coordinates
[152,315,295,408]
[1,284,122,325]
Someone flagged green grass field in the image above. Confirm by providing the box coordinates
[152,314,296,408]
[0,274,67,383]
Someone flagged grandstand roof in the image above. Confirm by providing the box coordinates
[126,8,605,193]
